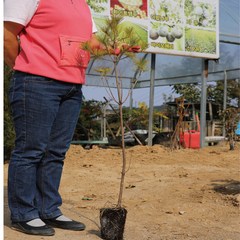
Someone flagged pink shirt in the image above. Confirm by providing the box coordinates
[14,0,93,84]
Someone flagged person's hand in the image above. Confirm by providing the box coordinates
[128,45,141,52]
[111,44,141,55]
[4,21,24,68]
[113,48,121,55]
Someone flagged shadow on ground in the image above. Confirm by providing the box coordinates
[212,180,240,195]
[4,186,11,227]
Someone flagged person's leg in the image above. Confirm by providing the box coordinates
[36,83,85,230]
[37,83,83,220]
[8,71,61,224]
[7,72,70,235]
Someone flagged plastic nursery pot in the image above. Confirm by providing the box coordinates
[100,207,127,240]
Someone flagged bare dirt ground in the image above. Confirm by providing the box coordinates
[4,141,240,240]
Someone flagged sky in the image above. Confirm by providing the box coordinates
[83,0,240,107]
[82,84,178,107]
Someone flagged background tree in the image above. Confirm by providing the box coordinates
[128,102,168,132]
[73,99,103,141]
[4,65,15,161]
[172,83,201,103]
[129,102,149,129]
[219,107,240,150]
[227,79,240,107]
[172,79,239,108]
[207,79,240,107]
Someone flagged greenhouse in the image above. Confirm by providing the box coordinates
[84,0,240,147]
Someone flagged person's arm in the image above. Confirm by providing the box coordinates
[4,21,24,68]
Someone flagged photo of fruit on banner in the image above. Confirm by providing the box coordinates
[90,0,149,47]
[87,0,109,15]
[148,0,218,58]
[184,0,217,54]
[149,0,185,51]
[111,0,148,19]
[88,0,219,59]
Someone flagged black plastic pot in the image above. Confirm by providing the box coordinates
[100,207,127,240]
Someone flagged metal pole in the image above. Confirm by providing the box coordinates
[223,71,227,110]
[148,53,156,146]
[101,103,107,141]
[223,70,227,137]
[129,83,133,112]
[200,59,209,148]
[103,104,107,140]
[101,108,104,139]
[238,79,240,108]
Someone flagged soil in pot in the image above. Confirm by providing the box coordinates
[100,207,127,240]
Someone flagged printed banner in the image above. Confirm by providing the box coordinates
[87,0,219,59]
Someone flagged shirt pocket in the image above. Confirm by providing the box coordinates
[59,35,90,68]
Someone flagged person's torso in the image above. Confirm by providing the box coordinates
[14,0,93,84]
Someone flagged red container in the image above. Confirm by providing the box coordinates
[180,130,200,149]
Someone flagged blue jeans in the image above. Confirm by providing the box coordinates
[8,71,83,222]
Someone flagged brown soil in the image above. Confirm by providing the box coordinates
[4,142,240,240]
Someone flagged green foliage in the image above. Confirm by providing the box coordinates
[172,80,240,108]
[185,28,216,53]
[130,102,149,129]
[172,83,201,103]
[207,80,240,107]
[73,99,103,140]
[83,15,148,70]
[128,102,168,132]
[86,0,107,13]
[119,21,148,44]
[228,80,240,106]
[184,0,194,16]
[219,107,240,150]
[4,65,15,161]
[185,0,216,28]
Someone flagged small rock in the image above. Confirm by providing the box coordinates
[179,211,185,215]
[233,194,240,206]
[125,184,136,189]
[236,194,240,203]
[92,145,100,150]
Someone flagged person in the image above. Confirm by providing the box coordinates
[4,0,102,236]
